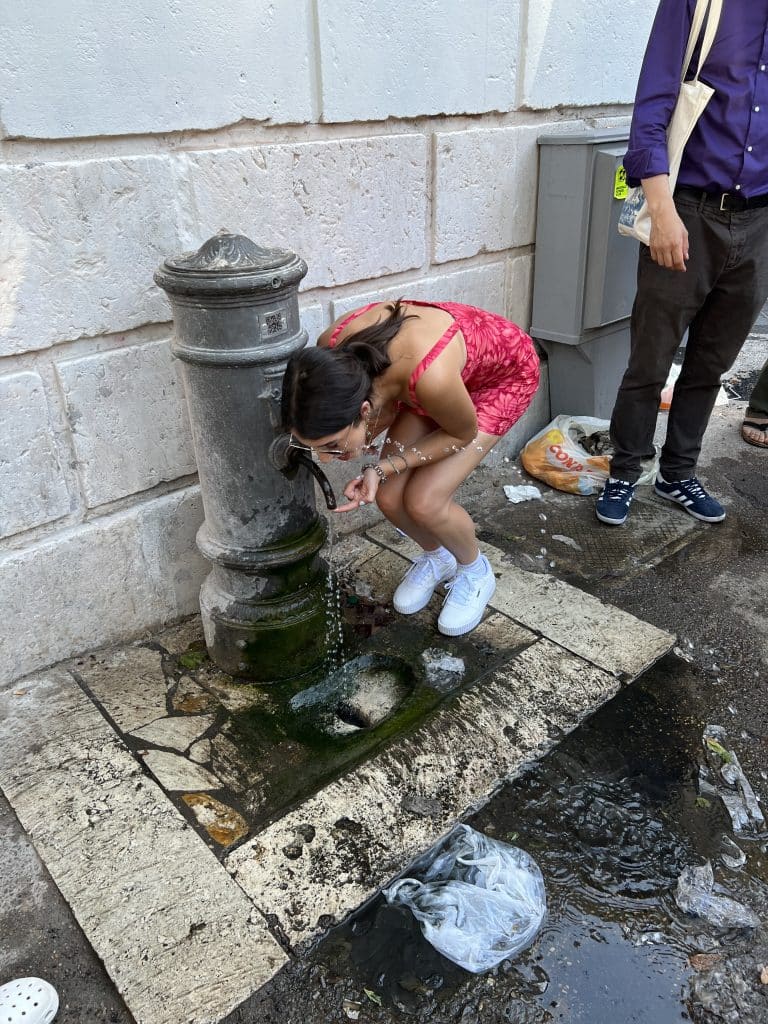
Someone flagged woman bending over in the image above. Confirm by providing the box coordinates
[281,299,539,636]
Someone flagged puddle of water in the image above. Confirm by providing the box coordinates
[312,656,768,1022]
[156,583,526,843]
[290,654,414,736]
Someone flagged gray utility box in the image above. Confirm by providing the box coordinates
[531,128,638,419]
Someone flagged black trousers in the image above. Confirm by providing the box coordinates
[610,192,768,482]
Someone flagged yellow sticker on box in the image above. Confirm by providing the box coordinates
[614,165,629,200]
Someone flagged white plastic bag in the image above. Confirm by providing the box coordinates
[520,415,658,496]
[383,825,546,973]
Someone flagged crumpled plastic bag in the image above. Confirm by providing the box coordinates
[382,825,546,973]
[520,415,659,496]
[675,861,760,932]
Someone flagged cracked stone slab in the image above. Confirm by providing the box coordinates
[140,750,222,792]
[367,524,674,679]
[189,739,212,764]
[74,646,170,732]
[130,715,215,752]
[155,616,206,656]
[0,670,287,1024]
[325,532,382,574]
[351,545,538,654]
[226,638,620,949]
[171,677,219,714]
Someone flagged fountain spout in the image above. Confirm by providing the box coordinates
[288,451,338,510]
[268,435,337,510]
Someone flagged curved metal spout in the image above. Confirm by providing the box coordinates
[289,450,338,510]
[268,435,337,510]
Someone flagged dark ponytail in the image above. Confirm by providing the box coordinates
[281,300,417,439]
[341,299,416,375]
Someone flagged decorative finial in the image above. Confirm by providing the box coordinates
[165,232,293,274]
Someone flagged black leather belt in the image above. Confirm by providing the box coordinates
[675,185,768,211]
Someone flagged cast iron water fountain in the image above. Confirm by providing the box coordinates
[155,230,338,682]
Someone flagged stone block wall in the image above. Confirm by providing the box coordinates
[0,0,652,682]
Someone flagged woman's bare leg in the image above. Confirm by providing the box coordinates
[399,431,501,564]
[375,411,445,549]
[374,408,502,563]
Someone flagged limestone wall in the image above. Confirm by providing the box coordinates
[0,0,653,682]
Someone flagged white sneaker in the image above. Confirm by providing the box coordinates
[393,551,458,615]
[0,978,59,1024]
[438,558,496,636]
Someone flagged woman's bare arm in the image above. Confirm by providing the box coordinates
[393,366,479,467]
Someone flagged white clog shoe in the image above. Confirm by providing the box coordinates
[0,978,59,1024]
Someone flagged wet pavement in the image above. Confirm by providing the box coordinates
[296,659,768,1024]
[1,365,767,1022]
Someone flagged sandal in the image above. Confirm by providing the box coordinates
[0,978,59,1024]
[741,418,768,449]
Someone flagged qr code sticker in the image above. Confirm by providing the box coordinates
[262,310,287,338]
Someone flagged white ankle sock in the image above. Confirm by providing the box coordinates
[426,546,454,565]
[458,552,487,577]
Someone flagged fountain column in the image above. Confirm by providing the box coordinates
[155,231,328,681]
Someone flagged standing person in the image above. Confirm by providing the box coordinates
[596,0,768,526]
[742,358,768,447]
[281,299,539,636]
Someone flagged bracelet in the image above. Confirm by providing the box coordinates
[362,461,387,483]
[385,455,401,476]
[390,452,408,472]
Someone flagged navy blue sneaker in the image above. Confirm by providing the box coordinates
[654,474,725,522]
[595,478,636,525]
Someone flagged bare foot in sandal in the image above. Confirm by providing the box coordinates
[741,414,768,448]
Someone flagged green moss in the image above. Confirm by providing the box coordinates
[178,648,209,670]
[223,649,447,829]
[695,797,711,808]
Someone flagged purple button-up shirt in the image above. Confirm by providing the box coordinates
[625,0,768,197]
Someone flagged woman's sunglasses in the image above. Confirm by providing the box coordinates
[287,422,353,457]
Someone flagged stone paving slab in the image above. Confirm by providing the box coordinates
[487,552,673,679]
[351,542,538,646]
[366,522,674,680]
[75,646,171,733]
[0,670,287,1024]
[226,639,621,950]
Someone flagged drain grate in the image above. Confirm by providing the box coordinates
[479,492,698,580]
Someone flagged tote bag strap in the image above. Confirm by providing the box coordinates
[682,0,724,83]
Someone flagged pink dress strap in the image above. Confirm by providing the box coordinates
[407,323,461,406]
[328,302,380,347]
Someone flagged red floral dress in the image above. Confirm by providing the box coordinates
[329,300,540,436]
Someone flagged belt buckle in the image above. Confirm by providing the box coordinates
[719,192,730,211]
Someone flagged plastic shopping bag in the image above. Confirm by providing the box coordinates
[520,415,658,496]
[383,825,546,973]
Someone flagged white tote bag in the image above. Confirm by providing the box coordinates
[618,0,723,244]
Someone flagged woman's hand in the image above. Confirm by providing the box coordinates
[333,467,381,513]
